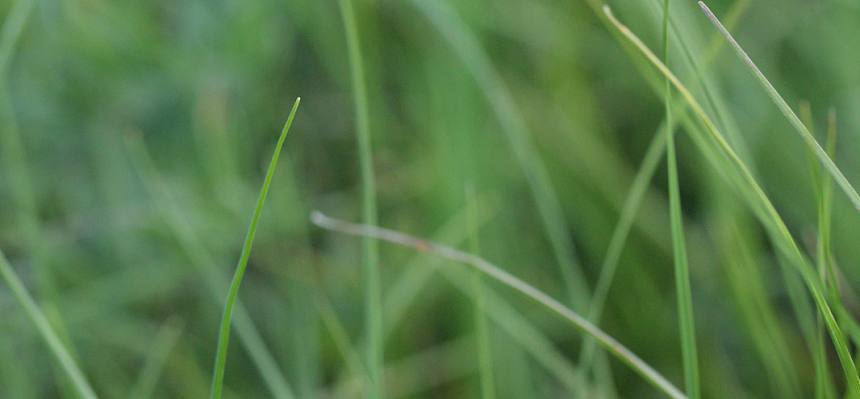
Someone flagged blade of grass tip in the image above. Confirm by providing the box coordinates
[662,1,700,398]
[601,6,860,395]
[580,0,752,380]
[698,1,860,212]
[465,184,495,399]
[129,319,184,399]
[0,250,98,399]
[209,97,301,399]
[311,211,687,399]
[337,1,383,397]
[126,133,296,399]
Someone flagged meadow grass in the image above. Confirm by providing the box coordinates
[311,211,686,399]
[465,184,495,399]
[662,1,700,398]
[337,1,383,397]
[4,0,860,397]
[604,4,860,395]
[209,98,301,399]
[0,250,97,399]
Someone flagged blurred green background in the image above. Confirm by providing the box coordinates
[3,0,860,397]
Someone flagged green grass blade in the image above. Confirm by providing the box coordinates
[663,1,700,398]
[801,105,836,399]
[379,202,590,396]
[129,319,183,399]
[209,97,301,399]
[0,250,98,399]
[465,184,495,399]
[311,211,687,399]
[698,1,860,212]
[602,6,860,395]
[580,0,751,381]
[337,1,383,397]
[408,0,591,312]
[126,134,296,399]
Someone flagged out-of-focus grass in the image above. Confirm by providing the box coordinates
[3,0,860,397]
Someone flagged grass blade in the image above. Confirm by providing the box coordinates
[209,97,301,399]
[408,0,592,312]
[698,1,860,212]
[662,1,700,398]
[311,211,687,399]
[129,319,183,399]
[580,0,752,382]
[465,184,495,399]
[0,250,98,399]
[602,6,860,395]
[337,1,383,397]
[126,135,297,399]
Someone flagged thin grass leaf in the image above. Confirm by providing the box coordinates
[337,1,383,397]
[698,1,860,212]
[0,250,98,399]
[437,265,588,395]
[407,0,592,312]
[465,184,495,399]
[580,0,752,381]
[129,319,183,399]
[378,203,586,395]
[311,211,687,399]
[662,1,700,397]
[602,6,860,395]
[126,134,296,399]
[209,97,301,399]
[800,104,837,399]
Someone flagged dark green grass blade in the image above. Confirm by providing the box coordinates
[209,97,301,399]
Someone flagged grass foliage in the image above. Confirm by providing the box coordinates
[3,0,860,397]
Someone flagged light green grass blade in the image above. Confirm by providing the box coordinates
[316,294,366,385]
[337,1,383,397]
[801,105,837,399]
[129,319,183,399]
[0,250,98,399]
[465,184,495,399]
[407,0,591,312]
[602,6,860,396]
[698,1,860,212]
[580,0,751,382]
[311,211,687,399]
[662,1,700,398]
[209,97,301,399]
[437,265,588,395]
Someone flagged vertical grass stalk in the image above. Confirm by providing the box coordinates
[662,2,700,397]
[603,6,860,394]
[209,97,301,399]
[338,1,383,397]
[466,184,495,399]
